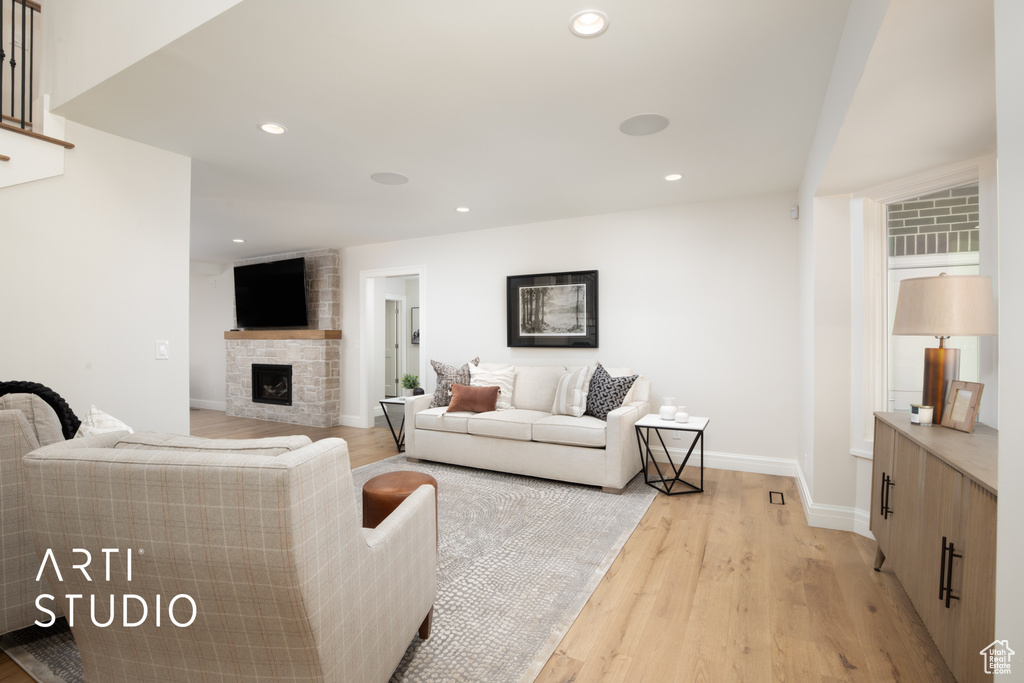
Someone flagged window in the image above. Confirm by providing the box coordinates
[885,182,981,412]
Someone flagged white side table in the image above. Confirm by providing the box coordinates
[634,413,709,495]
[379,396,408,452]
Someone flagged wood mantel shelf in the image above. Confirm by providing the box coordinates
[224,330,342,340]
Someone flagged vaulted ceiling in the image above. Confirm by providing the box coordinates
[54,0,995,263]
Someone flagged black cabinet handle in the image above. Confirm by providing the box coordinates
[881,473,895,519]
[940,536,962,608]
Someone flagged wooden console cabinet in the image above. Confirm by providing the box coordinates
[871,412,997,683]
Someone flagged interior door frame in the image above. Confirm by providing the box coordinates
[358,265,427,428]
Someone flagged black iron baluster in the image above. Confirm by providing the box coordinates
[1,0,5,116]
[19,0,25,127]
[9,0,15,119]
[27,1,32,124]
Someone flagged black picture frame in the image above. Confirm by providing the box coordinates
[507,270,598,348]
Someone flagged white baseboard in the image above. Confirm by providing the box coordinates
[654,446,871,535]
[792,461,867,534]
[656,447,799,477]
[190,398,226,411]
[339,414,365,428]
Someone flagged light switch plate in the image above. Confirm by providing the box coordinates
[155,340,170,360]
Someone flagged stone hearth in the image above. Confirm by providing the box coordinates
[225,333,340,428]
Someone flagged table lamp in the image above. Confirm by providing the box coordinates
[891,273,996,422]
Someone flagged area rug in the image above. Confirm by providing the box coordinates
[1,456,656,683]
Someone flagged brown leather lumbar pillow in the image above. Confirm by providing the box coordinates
[447,383,500,413]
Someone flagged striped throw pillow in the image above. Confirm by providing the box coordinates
[551,365,593,417]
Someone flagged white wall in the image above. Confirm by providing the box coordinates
[342,193,802,464]
[0,121,191,433]
[45,0,242,110]
[189,262,234,410]
[994,0,1024,661]
[797,0,889,527]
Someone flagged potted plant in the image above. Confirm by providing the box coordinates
[401,374,423,396]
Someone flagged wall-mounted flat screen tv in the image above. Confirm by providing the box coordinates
[233,257,309,329]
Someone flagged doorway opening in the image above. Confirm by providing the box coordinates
[359,267,425,428]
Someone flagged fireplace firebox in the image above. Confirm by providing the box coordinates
[252,364,293,406]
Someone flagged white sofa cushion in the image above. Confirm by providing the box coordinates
[467,410,549,441]
[513,366,566,412]
[415,407,473,434]
[532,415,607,448]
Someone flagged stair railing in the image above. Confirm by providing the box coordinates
[1,0,40,131]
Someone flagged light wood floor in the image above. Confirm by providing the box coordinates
[1,410,955,683]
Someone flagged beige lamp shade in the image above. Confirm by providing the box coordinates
[892,275,997,337]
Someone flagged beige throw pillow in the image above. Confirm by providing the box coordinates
[74,405,134,438]
[551,365,593,417]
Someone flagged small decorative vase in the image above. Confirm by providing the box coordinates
[659,397,677,421]
[675,407,689,423]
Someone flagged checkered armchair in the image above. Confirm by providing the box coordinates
[0,392,68,635]
[23,432,437,683]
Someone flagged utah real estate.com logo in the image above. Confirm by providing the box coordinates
[980,639,1015,676]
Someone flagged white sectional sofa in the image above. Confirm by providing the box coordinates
[404,364,651,493]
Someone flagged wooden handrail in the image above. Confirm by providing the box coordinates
[0,122,74,149]
[0,154,10,162]
[1,114,32,128]
[13,0,41,12]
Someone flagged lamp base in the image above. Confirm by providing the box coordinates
[922,347,960,423]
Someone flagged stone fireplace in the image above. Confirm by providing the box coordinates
[224,249,341,428]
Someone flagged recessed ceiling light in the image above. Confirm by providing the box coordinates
[619,113,670,136]
[570,10,609,38]
[665,173,683,181]
[259,122,287,135]
[233,239,245,243]
[456,207,470,213]
[370,172,410,185]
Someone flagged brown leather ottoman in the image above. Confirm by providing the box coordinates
[362,470,438,536]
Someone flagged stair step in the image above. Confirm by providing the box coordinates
[1,114,33,130]
[0,121,74,149]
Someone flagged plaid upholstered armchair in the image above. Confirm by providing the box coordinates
[23,431,437,683]
[0,391,71,635]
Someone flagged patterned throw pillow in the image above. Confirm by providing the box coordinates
[551,365,593,418]
[470,364,516,410]
[584,363,638,421]
[430,357,480,408]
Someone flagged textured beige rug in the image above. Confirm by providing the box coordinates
[1,456,655,683]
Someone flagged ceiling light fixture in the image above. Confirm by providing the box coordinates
[665,173,683,181]
[619,113,670,136]
[456,207,470,213]
[233,239,245,243]
[259,122,287,135]
[570,10,609,37]
[370,172,410,185]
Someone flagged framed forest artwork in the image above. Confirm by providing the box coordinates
[506,270,598,348]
